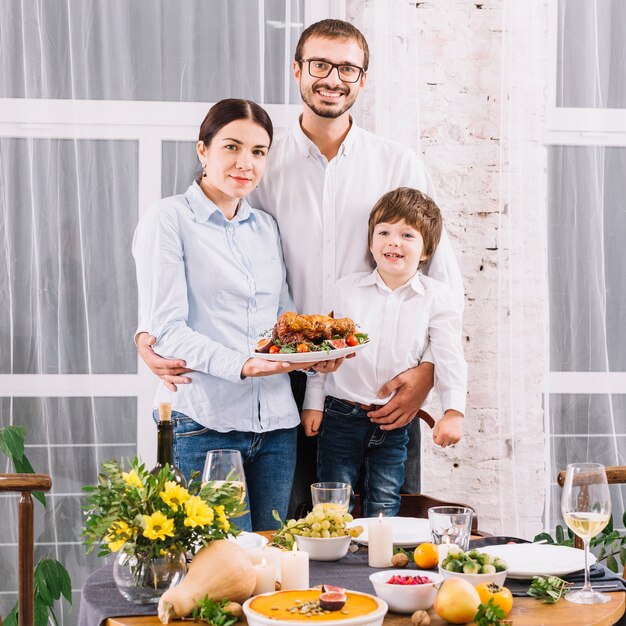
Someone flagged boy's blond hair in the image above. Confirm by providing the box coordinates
[367,187,442,265]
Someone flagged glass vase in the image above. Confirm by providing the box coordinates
[113,549,187,604]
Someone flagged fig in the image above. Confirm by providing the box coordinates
[319,592,347,611]
[322,584,346,594]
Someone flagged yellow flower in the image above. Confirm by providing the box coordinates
[160,481,190,511]
[104,520,133,552]
[184,496,214,528]
[215,504,230,532]
[142,511,175,541]
[122,469,143,489]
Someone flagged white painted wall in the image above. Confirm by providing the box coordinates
[347,0,548,537]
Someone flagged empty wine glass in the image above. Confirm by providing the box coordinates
[202,449,247,503]
[561,462,611,604]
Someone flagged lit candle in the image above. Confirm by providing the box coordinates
[247,546,282,582]
[279,544,309,589]
[253,558,275,595]
[368,513,393,567]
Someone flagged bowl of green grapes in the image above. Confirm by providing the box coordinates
[275,504,364,561]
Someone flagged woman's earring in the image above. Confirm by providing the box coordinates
[202,162,207,177]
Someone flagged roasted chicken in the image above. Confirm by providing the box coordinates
[257,311,356,351]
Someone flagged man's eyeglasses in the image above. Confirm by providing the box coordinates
[299,59,364,83]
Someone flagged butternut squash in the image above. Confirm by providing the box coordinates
[158,539,256,624]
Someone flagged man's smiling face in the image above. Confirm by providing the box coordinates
[294,36,367,119]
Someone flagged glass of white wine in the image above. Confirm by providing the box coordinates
[561,462,611,604]
[202,449,247,504]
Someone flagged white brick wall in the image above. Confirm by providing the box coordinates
[347,0,548,537]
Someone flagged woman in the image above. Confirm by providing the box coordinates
[133,99,317,531]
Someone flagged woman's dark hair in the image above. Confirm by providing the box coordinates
[198,98,273,148]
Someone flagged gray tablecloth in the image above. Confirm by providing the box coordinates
[78,543,626,625]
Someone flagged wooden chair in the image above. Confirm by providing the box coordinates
[0,474,52,626]
[557,465,626,550]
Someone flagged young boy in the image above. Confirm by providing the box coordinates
[301,187,467,517]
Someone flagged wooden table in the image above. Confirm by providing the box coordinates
[106,592,625,626]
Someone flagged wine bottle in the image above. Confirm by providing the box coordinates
[150,402,187,486]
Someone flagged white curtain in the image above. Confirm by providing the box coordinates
[0,2,304,623]
[546,0,626,528]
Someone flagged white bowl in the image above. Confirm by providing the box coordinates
[369,569,443,613]
[295,534,352,561]
[438,565,508,587]
[243,589,388,626]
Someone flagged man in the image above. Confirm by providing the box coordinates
[138,19,463,513]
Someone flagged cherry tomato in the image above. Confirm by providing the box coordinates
[269,345,280,354]
[476,583,513,616]
[296,343,310,353]
[346,334,359,347]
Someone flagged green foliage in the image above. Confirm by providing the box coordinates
[82,457,246,560]
[526,575,570,604]
[0,426,72,625]
[534,511,626,573]
[192,597,240,626]
[474,598,510,625]
[0,425,45,506]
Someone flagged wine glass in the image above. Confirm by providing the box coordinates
[561,462,611,604]
[202,449,247,504]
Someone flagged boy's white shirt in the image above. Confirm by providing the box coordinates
[303,269,467,417]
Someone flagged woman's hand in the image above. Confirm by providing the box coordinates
[241,357,321,378]
[136,332,193,392]
[301,409,324,437]
[311,357,345,374]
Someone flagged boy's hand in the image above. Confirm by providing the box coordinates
[137,332,192,392]
[368,362,434,430]
[301,409,324,437]
[433,410,463,448]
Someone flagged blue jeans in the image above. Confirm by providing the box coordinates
[317,397,409,517]
[153,410,297,532]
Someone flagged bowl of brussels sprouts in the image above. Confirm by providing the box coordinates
[438,547,508,587]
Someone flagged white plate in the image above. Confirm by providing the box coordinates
[477,543,596,579]
[347,517,432,547]
[229,531,268,550]
[255,340,370,362]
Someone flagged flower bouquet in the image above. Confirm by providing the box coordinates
[83,457,246,603]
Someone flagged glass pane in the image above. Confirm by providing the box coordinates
[0,397,135,625]
[556,0,626,108]
[162,141,198,198]
[548,146,626,371]
[0,0,304,104]
[550,394,626,436]
[0,138,138,374]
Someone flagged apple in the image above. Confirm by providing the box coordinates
[433,578,481,624]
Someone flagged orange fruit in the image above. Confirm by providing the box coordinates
[413,542,438,569]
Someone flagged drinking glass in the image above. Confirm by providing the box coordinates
[428,506,473,552]
[311,482,351,512]
[561,462,611,604]
[202,449,247,503]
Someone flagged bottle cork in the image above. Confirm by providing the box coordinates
[158,402,172,422]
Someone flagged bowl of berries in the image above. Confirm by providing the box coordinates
[368,571,443,613]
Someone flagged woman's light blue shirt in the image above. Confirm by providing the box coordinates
[133,182,299,432]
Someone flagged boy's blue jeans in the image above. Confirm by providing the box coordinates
[317,396,409,517]
[152,410,296,532]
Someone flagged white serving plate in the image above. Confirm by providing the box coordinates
[228,531,268,550]
[347,517,431,548]
[243,589,388,626]
[255,340,370,362]
[477,543,596,579]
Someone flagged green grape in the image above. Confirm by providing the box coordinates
[311,531,321,538]
[311,522,321,532]
[321,520,331,530]
[321,529,330,538]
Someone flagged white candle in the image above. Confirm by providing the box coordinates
[248,546,282,582]
[253,558,275,596]
[279,544,309,589]
[368,513,393,567]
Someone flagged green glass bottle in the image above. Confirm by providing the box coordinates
[150,402,186,486]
